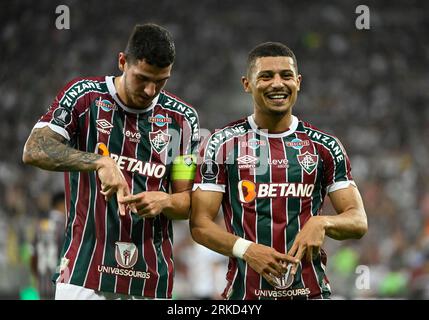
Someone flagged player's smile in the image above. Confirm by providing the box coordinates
[264,91,290,106]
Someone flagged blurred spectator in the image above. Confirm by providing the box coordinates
[30,191,66,300]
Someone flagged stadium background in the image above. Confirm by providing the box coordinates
[1,0,428,299]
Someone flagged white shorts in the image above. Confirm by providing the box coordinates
[55,283,156,300]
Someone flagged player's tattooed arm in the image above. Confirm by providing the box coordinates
[23,126,104,172]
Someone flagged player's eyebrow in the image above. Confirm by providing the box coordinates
[135,72,170,82]
[257,69,295,76]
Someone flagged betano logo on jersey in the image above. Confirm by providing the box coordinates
[95,143,166,178]
[111,154,166,178]
[238,180,314,203]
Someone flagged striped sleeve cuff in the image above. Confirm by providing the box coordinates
[192,183,226,193]
[33,122,71,141]
[327,180,356,193]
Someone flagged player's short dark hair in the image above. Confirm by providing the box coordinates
[125,23,175,68]
[247,42,298,76]
[51,191,65,207]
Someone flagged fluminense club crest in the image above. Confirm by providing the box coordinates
[115,242,138,268]
[149,130,171,154]
[297,151,318,175]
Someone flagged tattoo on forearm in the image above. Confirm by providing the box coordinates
[26,127,102,171]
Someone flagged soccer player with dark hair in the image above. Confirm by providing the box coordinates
[23,23,199,299]
[190,42,367,299]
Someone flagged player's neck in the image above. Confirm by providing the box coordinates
[114,76,129,106]
[253,110,293,133]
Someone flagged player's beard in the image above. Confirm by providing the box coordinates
[123,77,140,108]
[267,107,290,115]
[125,83,156,109]
[261,103,293,117]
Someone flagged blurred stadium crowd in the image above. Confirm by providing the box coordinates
[0,0,428,299]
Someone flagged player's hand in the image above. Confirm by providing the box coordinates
[288,215,327,275]
[120,191,170,219]
[243,243,299,288]
[96,156,130,216]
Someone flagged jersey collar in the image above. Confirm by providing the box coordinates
[247,114,299,138]
[105,76,159,114]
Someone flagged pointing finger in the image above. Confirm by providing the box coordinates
[120,195,142,204]
[275,252,299,265]
[101,187,116,201]
[290,246,305,276]
[116,188,127,216]
[288,242,298,257]
[101,184,112,193]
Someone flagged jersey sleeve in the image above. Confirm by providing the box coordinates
[321,136,356,193]
[33,78,88,141]
[192,132,227,193]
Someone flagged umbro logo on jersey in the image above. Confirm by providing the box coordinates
[115,242,138,268]
[297,151,318,175]
[96,119,113,135]
[95,97,117,112]
[237,155,289,169]
[237,155,258,165]
[237,180,314,203]
[237,155,258,169]
[148,114,172,127]
[149,130,171,154]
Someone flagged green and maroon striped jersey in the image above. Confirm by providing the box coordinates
[34,76,199,298]
[193,115,354,300]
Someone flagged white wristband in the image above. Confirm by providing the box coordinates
[232,238,253,259]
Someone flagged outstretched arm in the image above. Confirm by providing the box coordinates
[22,126,130,215]
[190,188,298,287]
[288,185,367,273]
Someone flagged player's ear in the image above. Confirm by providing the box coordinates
[118,52,126,72]
[241,76,251,93]
[296,74,302,92]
